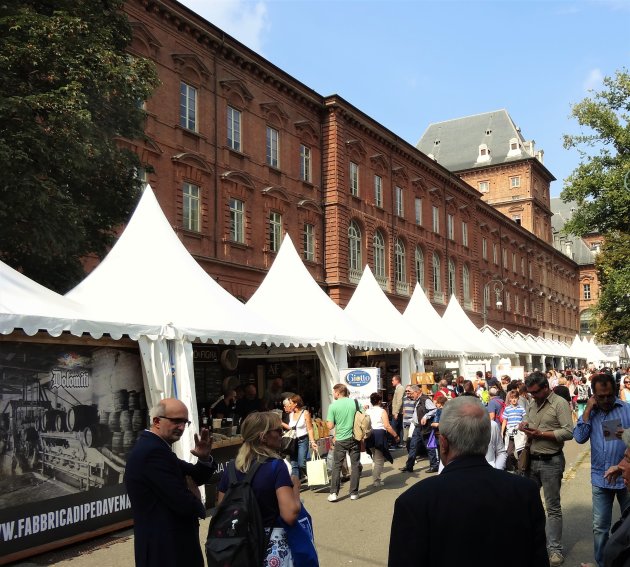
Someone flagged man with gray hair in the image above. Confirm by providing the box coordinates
[389,396,549,567]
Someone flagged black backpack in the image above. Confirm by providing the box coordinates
[205,459,269,567]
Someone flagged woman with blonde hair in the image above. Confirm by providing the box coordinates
[216,411,301,566]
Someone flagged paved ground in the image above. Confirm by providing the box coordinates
[11,440,617,567]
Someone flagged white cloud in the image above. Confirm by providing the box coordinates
[583,68,604,92]
[179,0,269,53]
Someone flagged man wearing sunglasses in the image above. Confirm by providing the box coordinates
[519,371,574,566]
[574,373,630,567]
[125,398,215,567]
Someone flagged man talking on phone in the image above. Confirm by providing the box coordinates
[519,371,573,566]
[574,373,630,567]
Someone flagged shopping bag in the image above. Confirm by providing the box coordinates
[279,503,319,567]
[427,430,437,449]
[306,449,329,487]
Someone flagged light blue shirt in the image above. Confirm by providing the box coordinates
[574,398,630,489]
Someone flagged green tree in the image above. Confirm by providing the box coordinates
[562,68,630,343]
[0,0,159,292]
[561,68,630,237]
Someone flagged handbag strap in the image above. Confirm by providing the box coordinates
[291,410,305,430]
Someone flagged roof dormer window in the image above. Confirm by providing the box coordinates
[477,143,491,163]
[507,137,522,157]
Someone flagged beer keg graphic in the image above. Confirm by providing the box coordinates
[42,409,62,432]
[54,411,68,432]
[128,390,139,411]
[122,430,135,454]
[108,411,121,432]
[112,431,124,454]
[113,389,129,411]
[81,424,108,448]
[132,410,147,432]
[67,405,98,432]
[99,410,110,426]
[120,410,132,431]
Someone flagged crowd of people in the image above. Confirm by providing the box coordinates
[121,364,630,567]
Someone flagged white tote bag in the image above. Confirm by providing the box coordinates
[306,449,329,487]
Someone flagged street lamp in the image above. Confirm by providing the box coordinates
[483,279,504,327]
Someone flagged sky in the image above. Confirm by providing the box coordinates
[179,0,630,197]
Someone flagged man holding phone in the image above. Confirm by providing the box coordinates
[574,373,630,567]
[519,371,574,566]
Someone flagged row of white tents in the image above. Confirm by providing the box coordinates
[0,186,618,457]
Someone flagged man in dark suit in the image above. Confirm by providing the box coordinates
[124,398,216,567]
[388,396,549,567]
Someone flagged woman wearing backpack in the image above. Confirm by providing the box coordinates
[215,411,301,566]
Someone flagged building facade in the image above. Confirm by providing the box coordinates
[121,0,579,342]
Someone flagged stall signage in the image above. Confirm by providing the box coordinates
[339,367,381,408]
[344,370,372,387]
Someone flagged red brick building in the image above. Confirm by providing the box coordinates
[121,0,579,342]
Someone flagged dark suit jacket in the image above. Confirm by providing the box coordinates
[388,455,549,567]
[124,430,217,567]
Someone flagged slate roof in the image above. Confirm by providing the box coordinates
[416,109,547,174]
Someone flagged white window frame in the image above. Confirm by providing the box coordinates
[583,283,591,300]
[502,248,508,269]
[182,182,200,232]
[373,231,386,279]
[448,259,456,297]
[510,176,521,188]
[350,162,359,197]
[512,252,517,273]
[482,238,488,260]
[266,126,279,168]
[269,211,282,252]
[227,105,242,151]
[395,239,406,284]
[229,198,245,243]
[300,144,312,182]
[478,180,489,193]
[432,253,441,293]
[447,214,454,241]
[180,82,197,131]
[415,247,425,290]
[348,221,362,272]
[493,243,499,265]
[415,198,422,226]
[463,264,471,300]
[374,175,383,207]
[303,223,315,262]
[462,221,468,247]
[432,206,440,233]
[395,186,404,217]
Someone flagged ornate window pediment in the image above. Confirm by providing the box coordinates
[297,199,322,213]
[172,152,212,173]
[221,170,256,191]
[130,21,162,57]
[260,101,289,125]
[171,53,211,83]
[392,165,409,183]
[346,139,367,159]
[220,79,254,103]
[262,186,291,202]
[370,154,389,172]
[294,120,319,142]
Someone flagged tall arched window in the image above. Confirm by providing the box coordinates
[463,264,471,301]
[395,238,406,284]
[373,230,385,279]
[432,253,441,293]
[415,247,425,290]
[448,259,456,297]
[348,221,362,271]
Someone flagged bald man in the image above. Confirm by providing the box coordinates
[389,396,549,567]
[124,398,216,567]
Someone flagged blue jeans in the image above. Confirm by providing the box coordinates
[528,453,565,555]
[290,436,309,477]
[592,485,630,567]
[391,415,403,441]
[330,437,361,495]
[405,425,437,470]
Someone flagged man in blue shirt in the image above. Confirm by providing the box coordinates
[574,373,630,567]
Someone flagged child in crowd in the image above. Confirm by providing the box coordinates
[501,390,526,472]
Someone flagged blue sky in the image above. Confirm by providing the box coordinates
[180,0,630,197]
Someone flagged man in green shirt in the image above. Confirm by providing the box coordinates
[326,383,361,502]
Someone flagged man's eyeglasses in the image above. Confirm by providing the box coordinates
[158,416,191,427]
[527,387,547,396]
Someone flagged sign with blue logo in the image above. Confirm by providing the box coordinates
[339,367,381,407]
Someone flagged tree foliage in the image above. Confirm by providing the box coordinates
[562,68,630,344]
[0,0,159,292]
[561,68,630,237]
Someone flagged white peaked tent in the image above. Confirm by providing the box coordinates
[583,336,609,365]
[442,295,513,358]
[402,284,464,357]
[343,266,418,384]
[482,327,519,354]
[246,235,401,416]
[0,260,160,339]
[66,186,304,459]
[571,334,589,362]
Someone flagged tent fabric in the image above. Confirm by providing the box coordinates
[441,295,513,357]
[0,259,159,339]
[247,236,400,350]
[402,284,461,357]
[343,266,424,350]
[66,186,304,347]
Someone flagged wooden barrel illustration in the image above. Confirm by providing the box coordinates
[113,389,129,411]
[81,425,102,448]
[120,410,132,431]
[108,411,121,432]
[128,391,139,410]
[112,431,124,453]
[99,410,110,425]
[43,410,60,432]
[122,430,135,453]
[132,410,147,432]
[67,405,98,432]
[54,411,68,432]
